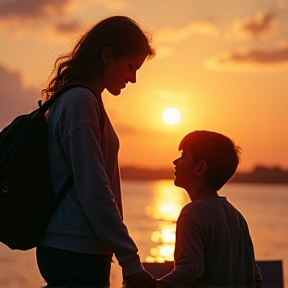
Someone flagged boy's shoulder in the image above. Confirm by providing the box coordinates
[181,197,229,216]
[186,196,227,207]
[180,196,244,225]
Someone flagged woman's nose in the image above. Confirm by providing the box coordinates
[129,71,137,83]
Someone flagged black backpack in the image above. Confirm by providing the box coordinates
[0,84,103,250]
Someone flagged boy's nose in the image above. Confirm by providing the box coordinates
[173,158,179,165]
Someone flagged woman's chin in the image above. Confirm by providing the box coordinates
[109,89,121,96]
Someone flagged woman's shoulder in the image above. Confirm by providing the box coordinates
[49,86,102,125]
[61,86,98,106]
[56,86,102,116]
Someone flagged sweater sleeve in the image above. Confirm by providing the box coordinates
[158,211,205,286]
[255,263,263,288]
[58,89,144,276]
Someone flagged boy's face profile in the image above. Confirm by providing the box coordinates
[173,146,197,192]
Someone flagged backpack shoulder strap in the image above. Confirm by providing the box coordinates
[54,175,74,209]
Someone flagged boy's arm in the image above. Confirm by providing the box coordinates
[157,213,205,287]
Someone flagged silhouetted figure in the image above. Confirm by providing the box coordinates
[36,16,155,288]
[156,131,262,288]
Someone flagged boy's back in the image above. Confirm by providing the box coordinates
[160,196,262,287]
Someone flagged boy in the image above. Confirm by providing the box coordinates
[156,130,262,288]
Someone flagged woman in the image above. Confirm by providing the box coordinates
[36,16,156,288]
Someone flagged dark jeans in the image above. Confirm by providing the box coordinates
[36,245,112,288]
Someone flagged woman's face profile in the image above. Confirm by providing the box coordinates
[101,49,148,96]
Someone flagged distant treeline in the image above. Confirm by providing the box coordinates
[120,166,288,184]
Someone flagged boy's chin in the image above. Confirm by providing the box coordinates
[174,178,181,188]
[174,179,188,192]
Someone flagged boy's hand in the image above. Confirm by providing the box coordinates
[122,270,156,288]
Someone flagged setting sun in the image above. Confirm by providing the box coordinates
[162,107,181,125]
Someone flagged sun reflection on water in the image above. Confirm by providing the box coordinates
[145,180,189,263]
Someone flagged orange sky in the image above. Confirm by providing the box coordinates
[0,0,287,172]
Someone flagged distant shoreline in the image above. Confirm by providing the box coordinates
[120,166,288,184]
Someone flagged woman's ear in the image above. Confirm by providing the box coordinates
[196,161,207,176]
[102,46,113,63]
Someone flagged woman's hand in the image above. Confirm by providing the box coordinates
[122,270,156,288]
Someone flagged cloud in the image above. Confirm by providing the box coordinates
[0,0,80,36]
[86,0,129,10]
[54,19,82,34]
[154,21,219,59]
[0,0,72,20]
[205,41,288,72]
[35,18,83,41]
[0,65,39,129]
[226,10,277,41]
[155,21,220,45]
[0,0,128,22]
[153,46,175,60]
[0,0,128,37]
[277,0,288,9]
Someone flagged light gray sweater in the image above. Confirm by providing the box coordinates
[40,87,143,276]
[159,196,262,287]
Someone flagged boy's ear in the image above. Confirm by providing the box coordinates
[196,161,207,175]
[102,46,113,63]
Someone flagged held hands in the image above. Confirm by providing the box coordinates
[122,270,156,288]
[155,280,171,288]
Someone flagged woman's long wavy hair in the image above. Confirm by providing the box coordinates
[45,16,155,97]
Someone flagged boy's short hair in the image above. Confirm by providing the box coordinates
[179,130,241,191]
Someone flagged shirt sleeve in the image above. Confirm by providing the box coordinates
[255,263,263,288]
[158,211,205,286]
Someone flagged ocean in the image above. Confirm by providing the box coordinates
[0,180,287,288]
